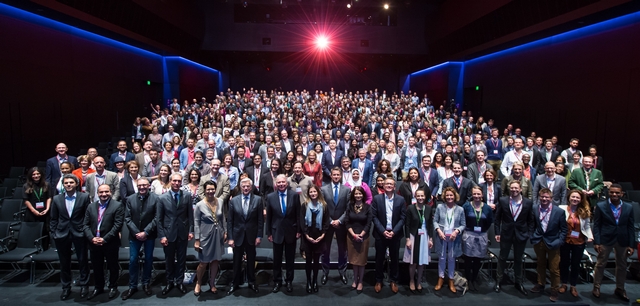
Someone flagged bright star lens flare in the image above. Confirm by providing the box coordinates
[315,36,329,49]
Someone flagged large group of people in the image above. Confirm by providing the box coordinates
[22,87,634,302]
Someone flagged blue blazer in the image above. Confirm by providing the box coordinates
[321,149,344,178]
[352,158,374,187]
[530,204,567,250]
[371,194,406,240]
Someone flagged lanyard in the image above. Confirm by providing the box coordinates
[34,188,44,201]
[474,203,483,225]
[446,208,454,226]
[96,202,109,237]
[510,199,522,219]
[539,206,550,222]
[417,208,424,225]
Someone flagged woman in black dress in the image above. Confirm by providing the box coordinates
[404,189,434,293]
[23,167,52,224]
[344,186,373,294]
[299,185,330,293]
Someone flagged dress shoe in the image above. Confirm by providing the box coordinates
[60,289,71,301]
[162,283,174,295]
[122,288,137,300]
[248,283,258,293]
[306,282,312,293]
[570,286,578,297]
[530,283,544,293]
[272,283,282,293]
[142,284,153,296]
[80,286,89,298]
[227,286,238,295]
[108,288,119,299]
[549,289,558,302]
[286,282,293,292]
[515,283,528,296]
[448,279,457,293]
[591,286,600,298]
[321,275,328,285]
[390,282,399,294]
[177,283,188,294]
[494,282,501,293]
[313,280,318,293]
[434,277,444,291]
[558,284,567,294]
[340,274,348,285]
[87,289,103,300]
[468,282,477,292]
[374,282,382,293]
[614,288,629,302]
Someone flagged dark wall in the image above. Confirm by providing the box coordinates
[163,57,221,104]
[463,16,640,184]
[0,8,163,172]
[407,64,451,108]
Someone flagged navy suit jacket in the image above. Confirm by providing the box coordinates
[265,190,301,244]
[530,204,567,250]
[371,194,406,240]
[321,149,344,178]
[418,167,439,198]
[593,200,635,247]
[45,155,78,186]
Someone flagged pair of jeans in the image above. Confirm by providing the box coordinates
[129,239,155,288]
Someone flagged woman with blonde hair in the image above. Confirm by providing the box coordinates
[433,187,465,292]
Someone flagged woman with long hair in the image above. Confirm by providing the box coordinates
[382,142,400,180]
[404,189,434,293]
[432,152,444,169]
[344,186,372,294]
[260,159,280,196]
[23,167,51,224]
[182,168,202,206]
[303,150,322,188]
[119,161,141,202]
[151,164,172,195]
[194,181,226,295]
[437,155,454,196]
[558,190,593,297]
[299,185,330,293]
[398,167,431,207]
[221,154,239,190]
[366,142,382,168]
[433,187,465,293]
[373,159,394,182]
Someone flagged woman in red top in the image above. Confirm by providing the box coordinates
[303,150,322,188]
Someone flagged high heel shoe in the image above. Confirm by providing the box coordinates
[409,282,416,294]
[416,284,423,293]
[356,283,363,294]
[194,284,201,296]
[435,277,444,291]
[306,282,312,294]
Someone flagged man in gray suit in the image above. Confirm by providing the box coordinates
[122,178,159,299]
[227,178,263,295]
[50,174,91,300]
[157,173,194,295]
[320,167,350,285]
[85,156,120,202]
[532,162,567,206]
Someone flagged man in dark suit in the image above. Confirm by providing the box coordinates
[234,146,249,174]
[280,129,295,153]
[494,179,535,296]
[245,154,267,196]
[50,174,91,300]
[321,139,343,184]
[529,188,567,302]
[157,173,194,295]
[365,116,381,138]
[122,178,158,299]
[592,184,635,301]
[537,139,560,174]
[532,162,567,206]
[588,144,604,172]
[45,143,78,187]
[222,137,238,159]
[371,177,406,294]
[83,184,125,300]
[320,167,350,285]
[418,155,439,201]
[441,162,476,206]
[227,178,263,295]
[265,174,301,293]
[109,140,136,171]
[245,131,261,158]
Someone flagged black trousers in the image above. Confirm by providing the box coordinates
[164,238,188,284]
[232,237,257,286]
[464,255,483,282]
[560,243,585,286]
[375,237,401,283]
[273,241,296,283]
[89,241,119,289]
[321,225,348,276]
[496,239,526,283]
[55,235,90,289]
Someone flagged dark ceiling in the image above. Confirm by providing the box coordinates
[2,0,639,72]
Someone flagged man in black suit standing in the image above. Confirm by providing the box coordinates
[266,174,301,293]
[83,184,125,300]
[494,180,535,296]
[321,139,343,185]
[227,178,263,295]
[537,139,560,174]
[245,154,267,196]
[122,178,158,300]
[234,146,249,174]
[157,173,194,295]
[592,184,635,301]
[320,167,350,285]
[50,174,91,300]
[442,162,477,205]
[45,143,78,187]
[529,188,567,302]
[245,131,261,158]
[371,177,406,294]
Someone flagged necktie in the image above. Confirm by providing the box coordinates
[280,193,286,215]
[333,185,339,205]
[243,196,249,216]
[174,193,180,207]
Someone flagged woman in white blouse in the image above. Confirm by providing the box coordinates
[436,155,454,195]
[382,142,401,180]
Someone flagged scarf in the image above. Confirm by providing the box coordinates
[305,201,323,230]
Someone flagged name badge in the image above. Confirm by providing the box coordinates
[35,202,45,209]
[250,152,254,157]
[444,229,453,237]
[408,160,414,165]
[418,229,425,235]
[412,198,417,205]
[570,231,580,238]
[296,187,302,194]
[309,177,314,181]
[474,226,481,233]
[463,166,468,171]
[493,150,498,154]
[81,186,87,192]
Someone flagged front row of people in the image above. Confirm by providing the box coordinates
[49,169,635,302]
